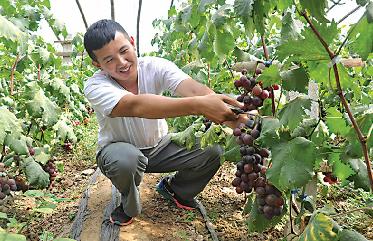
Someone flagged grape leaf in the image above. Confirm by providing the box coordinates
[21,157,49,189]
[34,151,51,165]
[291,118,319,138]
[310,120,329,146]
[234,0,254,27]
[0,15,27,41]
[200,124,222,148]
[299,0,328,22]
[214,27,235,57]
[0,107,23,145]
[256,65,281,88]
[347,158,370,191]
[330,154,355,181]
[256,117,281,148]
[345,112,372,157]
[298,213,338,241]
[25,82,60,126]
[367,2,373,23]
[211,4,231,29]
[53,117,78,144]
[325,107,350,136]
[198,0,215,12]
[246,196,286,232]
[338,229,369,241]
[280,67,309,93]
[278,96,312,131]
[198,24,215,61]
[280,11,301,42]
[267,137,316,192]
[222,135,241,163]
[4,134,28,155]
[171,124,200,150]
[0,232,26,241]
[49,78,70,96]
[350,11,373,60]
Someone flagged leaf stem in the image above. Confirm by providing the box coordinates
[330,207,373,218]
[300,11,373,191]
[260,36,276,116]
[337,5,361,24]
[10,54,20,95]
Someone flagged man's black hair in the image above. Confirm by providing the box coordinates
[84,19,130,61]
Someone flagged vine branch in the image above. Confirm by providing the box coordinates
[300,11,373,191]
[330,207,373,218]
[338,5,361,24]
[260,36,276,116]
[10,54,20,95]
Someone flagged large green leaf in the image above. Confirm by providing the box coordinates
[0,107,23,145]
[214,27,235,57]
[200,124,222,148]
[0,231,26,241]
[298,213,338,241]
[329,153,355,181]
[53,117,77,144]
[266,137,316,191]
[25,82,60,126]
[280,11,301,42]
[21,157,49,189]
[256,65,281,88]
[223,135,240,163]
[300,0,328,22]
[325,107,350,136]
[246,196,286,232]
[4,134,28,155]
[347,158,370,191]
[198,24,215,61]
[280,67,309,93]
[171,124,201,150]
[350,8,373,60]
[278,96,312,131]
[0,15,26,41]
[345,112,372,157]
[234,0,254,27]
[256,117,281,148]
[50,78,70,96]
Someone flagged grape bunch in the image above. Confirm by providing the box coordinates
[231,119,284,219]
[234,68,279,111]
[43,160,57,187]
[0,163,17,200]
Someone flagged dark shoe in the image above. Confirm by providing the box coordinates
[110,205,133,226]
[156,176,198,210]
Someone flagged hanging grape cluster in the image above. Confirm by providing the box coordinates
[234,66,279,111]
[0,163,17,200]
[231,66,284,220]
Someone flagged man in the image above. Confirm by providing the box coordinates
[83,19,245,226]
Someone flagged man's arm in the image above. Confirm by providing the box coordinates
[110,93,241,124]
[174,78,214,97]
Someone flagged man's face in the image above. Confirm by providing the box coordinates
[92,32,138,84]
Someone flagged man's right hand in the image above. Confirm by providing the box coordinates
[195,94,243,124]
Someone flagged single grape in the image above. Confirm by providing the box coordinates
[232,177,241,187]
[252,85,263,96]
[260,89,269,99]
[234,79,242,88]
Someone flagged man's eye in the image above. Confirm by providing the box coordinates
[106,59,112,63]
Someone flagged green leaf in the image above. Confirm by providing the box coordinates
[252,0,266,35]
[0,15,27,41]
[278,96,312,131]
[200,124,221,148]
[243,193,254,214]
[350,12,373,60]
[256,117,281,148]
[246,196,286,232]
[339,229,369,241]
[25,82,60,126]
[300,0,328,22]
[214,27,235,56]
[345,112,372,157]
[256,65,281,88]
[332,158,355,181]
[49,78,70,96]
[234,0,254,27]
[211,5,231,29]
[198,0,215,12]
[0,212,7,219]
[53,117,77,144]
[198,24,215,61]
[311,120,329,146]
[24,190,45,197]
[0,107,23,145]
[280,67,309,93]
[33,207,55,214]
[298,213,338,241]
[21,157,49,189]
[223,135,241,163]
[171,124,201,150]
[4,134,29,155]
[34,151,51,165]
[267,137,316,192]
[347,158,370,191]
[325,107,350,136]
[367,1,373,23]
[0,232,27,241]
[280,11,301,42]
[291,118,319,138]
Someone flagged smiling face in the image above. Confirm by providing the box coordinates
[92,32,138,86]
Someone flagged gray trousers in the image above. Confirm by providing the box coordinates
[96,134,222,217]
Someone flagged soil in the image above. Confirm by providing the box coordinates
[3,153,372,241]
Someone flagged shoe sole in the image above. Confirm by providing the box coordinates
[156,182,196,211]
[109,216,134,226]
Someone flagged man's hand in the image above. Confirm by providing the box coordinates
[196,94,243,124]
[223,114,249,129]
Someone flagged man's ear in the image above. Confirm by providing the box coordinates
[92,60,101,69]
[130,36,136,47]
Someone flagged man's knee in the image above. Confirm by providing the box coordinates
[204,144,222,166]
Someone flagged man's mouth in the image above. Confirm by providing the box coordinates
[119,66,130,73]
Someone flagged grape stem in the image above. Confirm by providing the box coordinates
[260,36,276,116]
[224,60,234,79]
[10,54,20,96]
[300,10,373,191]
[289,192,297,235]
